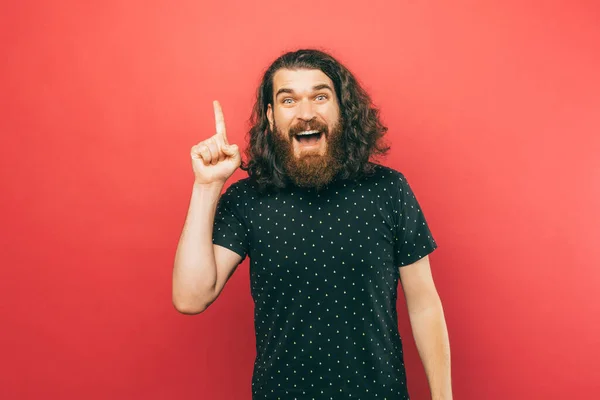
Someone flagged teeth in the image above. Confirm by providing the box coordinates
[296,130,320,136]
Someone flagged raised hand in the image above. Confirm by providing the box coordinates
[190,101,241,186]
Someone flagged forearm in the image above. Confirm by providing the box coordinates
[172,182,224,312]
[409,302,452,400]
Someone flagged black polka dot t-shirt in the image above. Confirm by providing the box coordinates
[212,163,438,400]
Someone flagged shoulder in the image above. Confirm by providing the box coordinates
[218,177,256,206]
[363,164,421,209]
[215,178,258,221]
[365,163,408,187]
[223,177,255,195]
[222,176,270,207]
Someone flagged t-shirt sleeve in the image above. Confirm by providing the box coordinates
[211,183,249,261]
[394,173,438,267]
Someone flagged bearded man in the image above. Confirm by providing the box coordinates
[173,49,452,400]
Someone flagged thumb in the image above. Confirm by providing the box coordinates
[222,143,239,157]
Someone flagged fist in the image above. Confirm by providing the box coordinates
[191,100,241,185]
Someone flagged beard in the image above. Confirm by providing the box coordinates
[271,118,345,191]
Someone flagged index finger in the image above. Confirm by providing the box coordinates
[213,100,229,145]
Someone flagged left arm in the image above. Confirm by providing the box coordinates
[399,255,452,400]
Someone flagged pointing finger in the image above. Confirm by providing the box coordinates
[213,100,229,146]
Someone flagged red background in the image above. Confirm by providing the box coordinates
[1,0,599,399]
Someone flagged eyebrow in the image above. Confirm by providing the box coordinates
[275,84,334,99]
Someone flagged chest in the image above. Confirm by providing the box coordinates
[245,188,399,288]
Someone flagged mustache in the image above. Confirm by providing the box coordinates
[288,119,329,138]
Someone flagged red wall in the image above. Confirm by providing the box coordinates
[1,1,599,399]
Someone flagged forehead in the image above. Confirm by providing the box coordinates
[272,68,335,94]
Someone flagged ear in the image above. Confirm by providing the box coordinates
[267,104,274,131]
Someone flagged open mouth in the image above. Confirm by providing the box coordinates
[294,130,323,146]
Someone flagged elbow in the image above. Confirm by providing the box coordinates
[172,294,211,315]
[172,278,217,315]
[173,302,205,315]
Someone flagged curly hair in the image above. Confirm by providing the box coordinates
[240,49,390,192]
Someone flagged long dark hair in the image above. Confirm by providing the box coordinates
[240,49,390,192]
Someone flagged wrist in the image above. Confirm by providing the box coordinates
[193,180,225,192]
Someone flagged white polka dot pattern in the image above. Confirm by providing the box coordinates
[212,163,437,400]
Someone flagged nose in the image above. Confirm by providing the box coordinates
[297,98,316,121]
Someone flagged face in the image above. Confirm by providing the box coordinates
[267,68,344,190]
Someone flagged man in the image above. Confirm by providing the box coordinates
[173,49,452,400]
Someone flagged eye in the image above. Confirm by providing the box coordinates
[315,94,328,101]
[282,98,294,104]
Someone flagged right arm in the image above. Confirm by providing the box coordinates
[172,181,242,314]
[172,100,242,315]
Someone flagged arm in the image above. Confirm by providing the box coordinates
[172,100,243,315]
[172,182,242,314]
[399,255,452,400]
